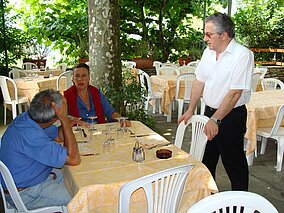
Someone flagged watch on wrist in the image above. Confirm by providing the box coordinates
[210,117,221,125]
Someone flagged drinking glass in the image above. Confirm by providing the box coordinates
[116,117,128,132]
[102,124,115,145]
[88,116,97,132]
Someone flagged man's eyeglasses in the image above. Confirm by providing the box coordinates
[204,32,219,39]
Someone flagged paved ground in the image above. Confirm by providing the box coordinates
[0,106,283,212]
[150,106,284,212]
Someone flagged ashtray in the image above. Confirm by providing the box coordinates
[156,149,172,159]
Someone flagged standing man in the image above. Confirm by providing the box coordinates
[0,89,81,209]
[179,12,254,191]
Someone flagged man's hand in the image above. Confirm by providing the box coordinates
[52,96,68,122]
[178,110,193,125]
[69,119,91,128]
[204,119,219,140]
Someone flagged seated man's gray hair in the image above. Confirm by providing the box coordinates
[28,89,63,123]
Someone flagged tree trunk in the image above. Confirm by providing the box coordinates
[88,0,122,91]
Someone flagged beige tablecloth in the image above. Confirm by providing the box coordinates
[150,75,180,114]
[245,90,284,154]
[9,76,66,102]
[24,69,64,76]
[64,121,218,213]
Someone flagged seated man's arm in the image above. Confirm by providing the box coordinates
[53,97,81,166]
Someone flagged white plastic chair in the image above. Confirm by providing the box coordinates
[251,72,262,92]
[153,61,162,75]
[0,161,68,213]
[254,67,268,80]
[261,78,284,91]
[157,66,179,76]
[56,70,73,91]
[118,164,194,213]
[187,61,199,67]
[122,61,136,68]
[187,191,278,213]
[256,104,284,171]
[0,76,29,125]
[175,73,196,121]
[174,115,209,161]
[138,69,162,114]
[22,62,38,70]
[8,69,28,79]
[57,63,67,72]
[178,66,195,74]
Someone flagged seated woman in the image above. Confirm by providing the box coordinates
[64,63,130,125]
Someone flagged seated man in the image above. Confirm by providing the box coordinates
[64,63,130,126]
[0,89,81,209]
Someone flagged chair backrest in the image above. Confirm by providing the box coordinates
[0,160,29,212]
[0,76,18,103]
[187,191,278,213]
[174,115,209,161]
[22,62,38,70]
[138,69,154,98]
[269,104,284,137]
[175,73,196,101]
[261,78,284,91]
[122,61,136,68]
[56,70,73,91]
[178,66,195,74]
[58,63,67,72]
[0,161,68,213]
[187,61,199,67]
[157,67,178,76]
[251,72,262,92]
[8,69,28,79]
[254,67,268,79]
[162,63,177,67]
[119,164,194,213]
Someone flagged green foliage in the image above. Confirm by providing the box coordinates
[19,0,88,64]
[102,68,155,128]
[233,0,284,61]
[0,1,33,72]
[119,0,205,62]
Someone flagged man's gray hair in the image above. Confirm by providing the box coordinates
[206,12,235,38]
[28,89,63,123]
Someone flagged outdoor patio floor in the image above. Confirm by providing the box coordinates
[0,105,283,212]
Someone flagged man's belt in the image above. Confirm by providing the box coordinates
[3,187,27,194]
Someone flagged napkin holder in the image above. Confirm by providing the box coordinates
[132,141,145,163]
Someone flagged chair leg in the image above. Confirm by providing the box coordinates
[260,137,268,154]
[276,138,284,172]
[4,105,7,125]
[246,152,254,166]
[12,103,17,119]
[158,99,162,114]
[18,103,23,114]
[177,101,184,121]
[152,99,156,114]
